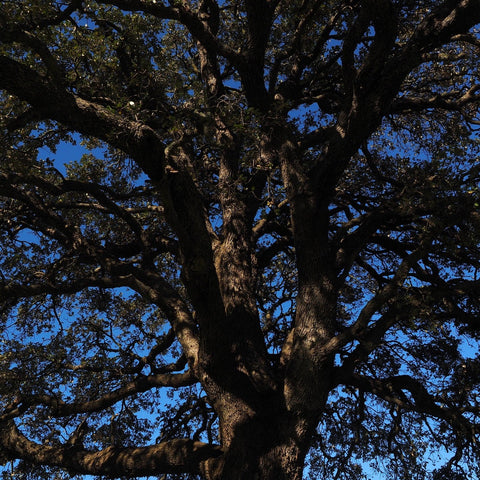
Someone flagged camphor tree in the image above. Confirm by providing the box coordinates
[1,0,480,479]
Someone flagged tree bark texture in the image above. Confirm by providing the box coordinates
[1,1,480,479]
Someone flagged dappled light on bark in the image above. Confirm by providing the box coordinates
[0,1,480,479]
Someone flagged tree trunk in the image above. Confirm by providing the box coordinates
[202,402,314,480]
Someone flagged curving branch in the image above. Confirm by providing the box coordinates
[1,172,146,240]
[0,275,136,304]
[0,1,83,31]
[0,55,167,182]
[339,372,478,440]
[334,208,398,283]
[0,27,64,83]
[390,85,480,114]
[0,171,178,263]
[0,420,222,477]
[99,0,240,64]
[0,371,196,421]
[320,246,427,359]
[0,256,201,371]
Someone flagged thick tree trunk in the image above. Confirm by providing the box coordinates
[201,400,315,480]
[218,441,306,480]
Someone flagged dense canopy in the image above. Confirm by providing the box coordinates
[1,1,480,479]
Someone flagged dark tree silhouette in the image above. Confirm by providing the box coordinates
[1,1,480,479]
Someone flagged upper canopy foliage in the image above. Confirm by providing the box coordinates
[0,1,480,479]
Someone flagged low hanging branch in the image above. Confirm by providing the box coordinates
[0,421,223,477]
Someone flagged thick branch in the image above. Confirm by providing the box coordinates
[0,421,222,477]
[241,0,274,106]
[0,55,167,181]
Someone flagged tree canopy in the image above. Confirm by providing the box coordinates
[1,1,480,479]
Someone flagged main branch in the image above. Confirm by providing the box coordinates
[0,421,222,477]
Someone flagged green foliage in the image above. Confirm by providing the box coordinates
[0,1,480,479]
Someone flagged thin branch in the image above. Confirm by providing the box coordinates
[1,371,195,421]
[340,372,478,441]
[4,0,83,30]
[1,172,147,241]
[321,246,426,358]
[99,0,240,64]
[0,275,135,303]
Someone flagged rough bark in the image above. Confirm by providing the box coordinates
[0,421,222,477]
[1,1,480,479]
[202,406,314,480]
